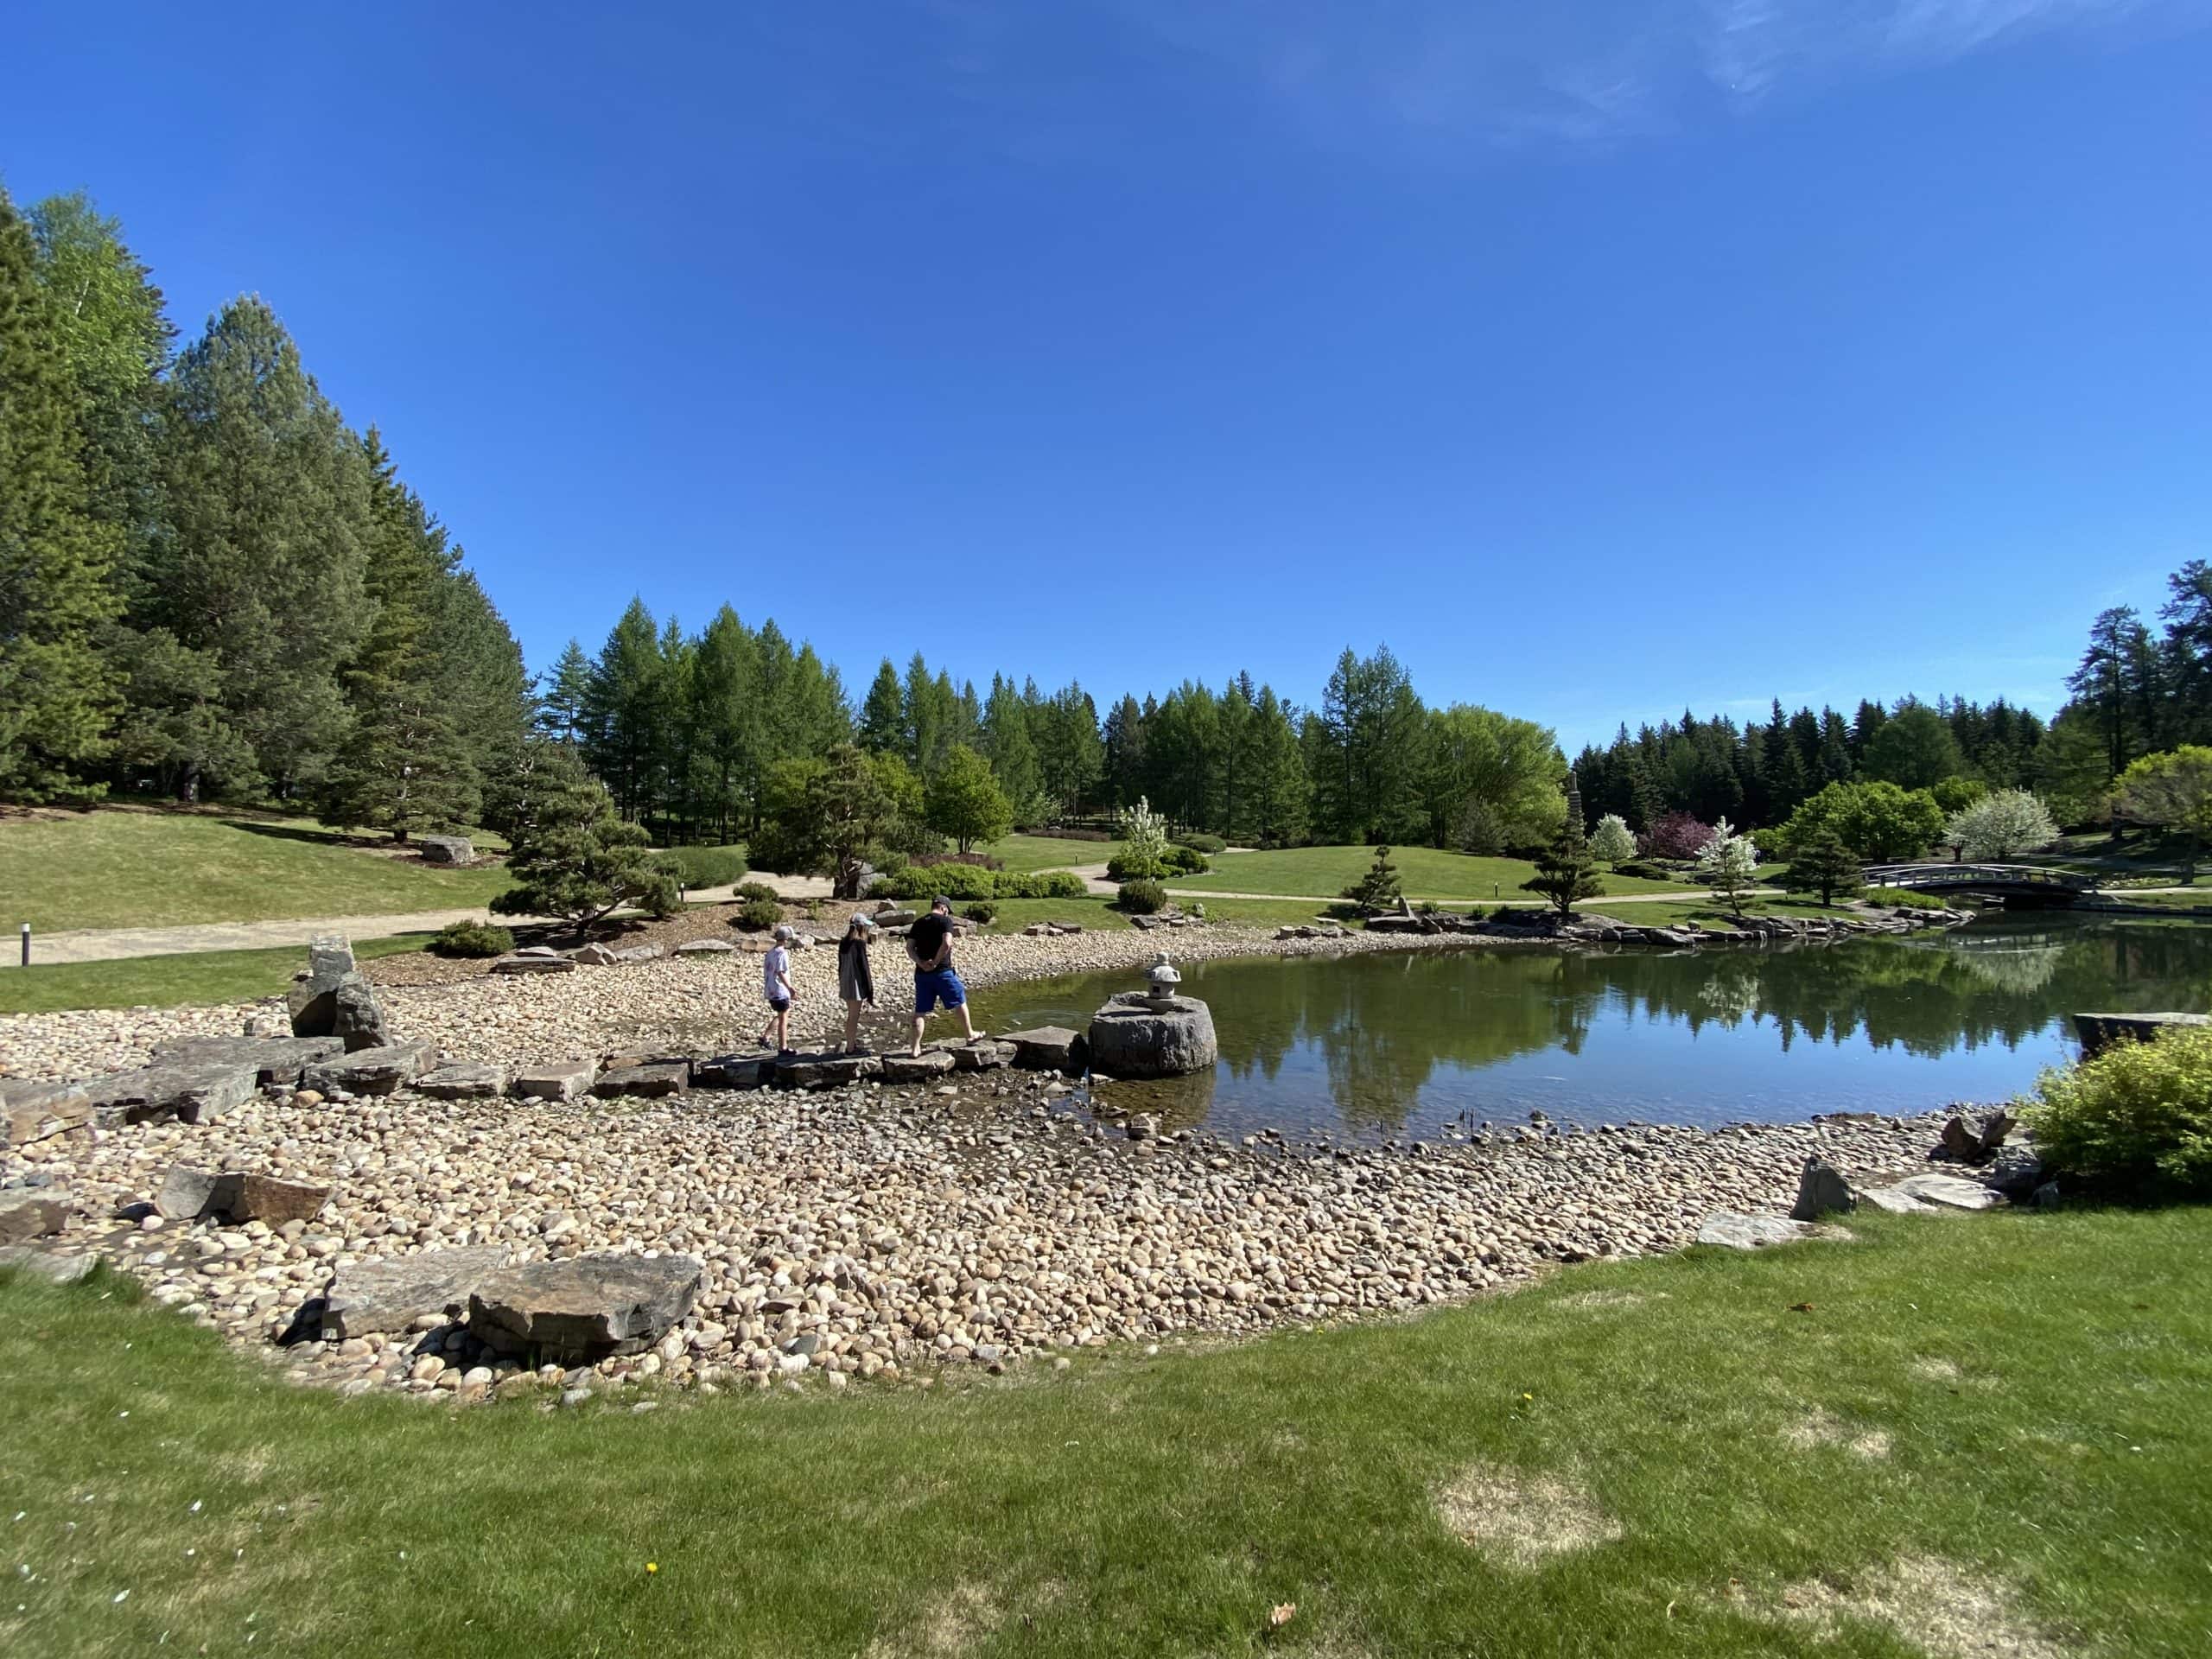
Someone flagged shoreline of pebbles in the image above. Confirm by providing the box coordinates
[2,922,1996,1404]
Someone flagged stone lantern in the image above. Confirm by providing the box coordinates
[1144,950,1182,1009]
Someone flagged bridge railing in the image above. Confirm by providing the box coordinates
[1859,863,2098,893]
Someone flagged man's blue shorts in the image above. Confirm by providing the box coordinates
[914,968,966,1014]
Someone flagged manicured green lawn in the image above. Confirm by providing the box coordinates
[971,896,1354,936]
[0,808,515,931]
[1166,844,1696,901]
[0,936,431,1014]
[3,1205,2204,1656]
[975,834,1114,873]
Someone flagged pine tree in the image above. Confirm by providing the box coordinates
[539,639,592,742]
[982,674,1044,821]
[1778,828,1861,906]
[153,296,372,798]
[1522,819,1604,918]
[858,658,903,752]
[0,190,123,800]
[314,430,479,840]
[1341,844,1404,911]
[490,743,677,932]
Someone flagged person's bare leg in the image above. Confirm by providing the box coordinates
[843,999,861,1052]
[775,1006,790,1052]
[957,1001,976,1042]
[911,1013,925,1058]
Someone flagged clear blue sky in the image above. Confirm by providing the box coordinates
[7,2,2209,750]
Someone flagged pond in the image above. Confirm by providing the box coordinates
[969,917,2212,1141]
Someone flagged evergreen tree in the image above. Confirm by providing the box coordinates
[313,430,479,840]
[1340,844,1404,911]
[582,598,669,819]
[982,674,1044,821]
[1246,686,1309,848]
[756,743,926,898]
[0,189,123,799]
[1101,693,1147,812]
[539,639,592,742]
[153,296,372,798]
[491,743,677,932]
[1521,818,1604,917]
[858,658,903,752]
[1778,828,1861,906]
[688,606,760,842]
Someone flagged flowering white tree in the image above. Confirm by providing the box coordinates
[1946,789,2060,861]
[1587,813,1637,868]
[1116,796,1171,880]
[1694,817,1761,916]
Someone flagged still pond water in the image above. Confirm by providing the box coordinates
[968,918,2212,1141]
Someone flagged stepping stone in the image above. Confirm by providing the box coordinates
[1695,1211,1820,1250]
[416,1061,512,1100]
[880,1050,957,1083]
[772,1052,883,1090]
[512,1059,598,1100]
[1,1080,93,1147]
[490,951,576,976]
[322,1244,512,1340]
[152,1034,345,1087]
[1884,1173,2005,1212]
[1001,1027,1088,1071]
[593,1063,690,1099]
[0,1189,69,1244]
[207,1173,329,1225]
[945,1039,1015,1072]
[302,1039,435,1097]
[690,1054,769,1090]
[467,1252,703,1362]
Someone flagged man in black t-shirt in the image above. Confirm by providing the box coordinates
[907,895,976,1055]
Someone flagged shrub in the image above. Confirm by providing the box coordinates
[428,918,515,958]
[734,880,781,905]
[1117,879,1167,914]
[657,844,748,888]
[908,849,1005,871]
[1039,825,1112,842]
[1867,886,1948,910]
[1109,843,1206,882]
[733,896,784,931]
[2023,1026,2212,1194]
[962,901,997,924]
[1174,832,1226,855]
[1640,811,1714,861]
[1342,845,1404,910]
[867,865,1092,901]
[1010,870,1090,899]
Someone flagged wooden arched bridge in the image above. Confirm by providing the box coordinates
[1859,863,2100,905]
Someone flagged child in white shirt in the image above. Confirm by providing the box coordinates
[756,925,797,1053]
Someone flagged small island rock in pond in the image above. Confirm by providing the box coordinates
[1088,995,1219,1080]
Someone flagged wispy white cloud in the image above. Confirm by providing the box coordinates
[1092,0,2207,152]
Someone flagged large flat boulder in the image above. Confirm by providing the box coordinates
[1,1080,93,1147]
[322,1245,511,1339]
[880,1049,957,1083]
[1695,1211,1821,1250]
[512,1059,598,1100]
[86,1058,262,1126]
[416,1061,512,1100]
[417,834,474,866]
[772,1052,883,1090]
[151,1034,345,1087]
[287,936,359,1036]
[1875,1173,2006,1213]
[1088,994,1217,1080]
[491,950,575,976]
[690,1053,769,1090]
[1001,1027,1088,1072]
[0,1246,98,1285]
[302,1039,435,1097]
[675,938,735,956]
[593,1063,690,1099]
[0,1189,68,1244]
[943,1039,1016,1072]
[467,1252,702,1362]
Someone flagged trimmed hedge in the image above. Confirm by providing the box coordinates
[1106,845,1209,882]
[657,844,748,888]
[428,918,515,958]
[868,866,1088,901]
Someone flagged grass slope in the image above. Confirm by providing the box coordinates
[1166,844,1695,901]
[0,936,430,1015]
[973,834,1115,873]
[3,1207,2205,1656]
[0,809,514,931]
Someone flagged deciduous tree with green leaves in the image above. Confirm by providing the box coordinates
[2115,747,2212,882]
[1945,789,2059,862]
[926,742,1013,852]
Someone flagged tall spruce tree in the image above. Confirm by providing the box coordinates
[152,296,372,798]
[858,658,903,752]
[313,431,479,839]
[0,190,123,799]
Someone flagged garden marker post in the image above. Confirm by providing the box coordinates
[19,923,27,966]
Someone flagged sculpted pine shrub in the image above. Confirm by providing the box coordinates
[734,881,780,905]
[733,896,784,931]
[428,918,514,958]
[1118,879,1167,915]
[2024,1027,2212,1195]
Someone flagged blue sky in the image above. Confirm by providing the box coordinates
[7,1,2209,750]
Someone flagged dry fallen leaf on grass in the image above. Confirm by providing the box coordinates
[1268,1603,1297,1629]
[1789,1302,1815,1313]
